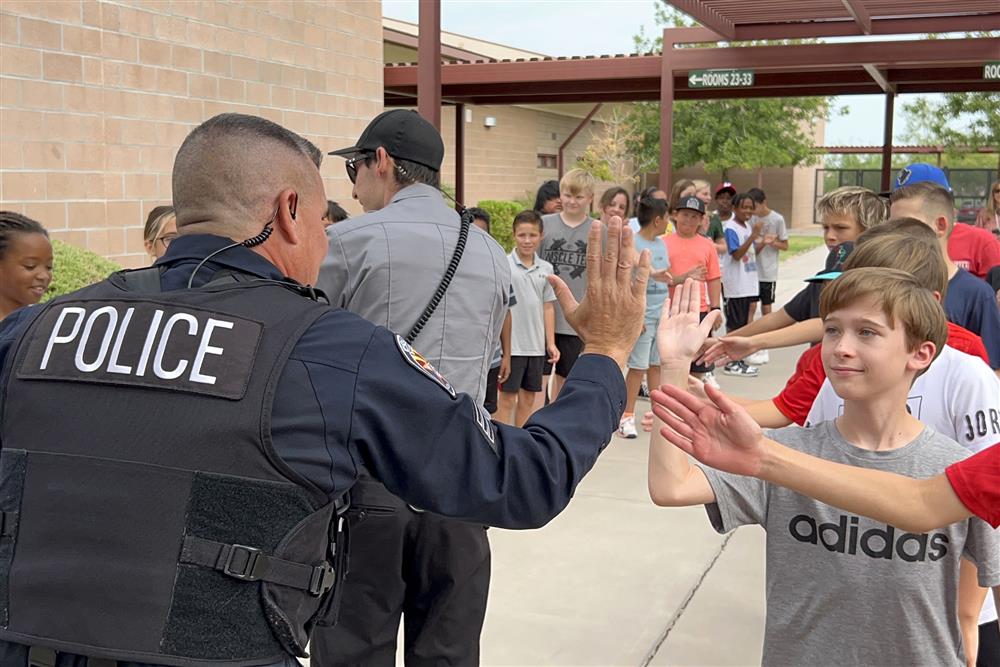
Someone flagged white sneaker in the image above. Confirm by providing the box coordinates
[618,415,638,439]
[701,370,721,389]
[724,361,759,377]
[746,350,769,365]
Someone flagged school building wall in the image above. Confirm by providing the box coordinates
[429,103,605,208]
[672,165,820,230]
[0,0,383,268]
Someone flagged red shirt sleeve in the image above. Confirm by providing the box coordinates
[945,445,1000,528]
[945,322,990,365]
[772,344,826,426]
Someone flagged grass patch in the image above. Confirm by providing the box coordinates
[783,235,826,260]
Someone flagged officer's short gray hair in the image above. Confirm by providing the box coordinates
[172,114,323,232]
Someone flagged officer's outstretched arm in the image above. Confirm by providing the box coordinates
[353,329,626,529]
[352,217,650,529]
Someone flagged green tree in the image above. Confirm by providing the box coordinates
[902,93,1000,166]
[900,32,999,172]
[616,3,834,175]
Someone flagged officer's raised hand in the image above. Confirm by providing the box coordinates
[548,216,650,367]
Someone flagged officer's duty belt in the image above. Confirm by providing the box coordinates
[180,535,335,596]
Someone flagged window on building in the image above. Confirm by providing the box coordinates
[537,154,557,169]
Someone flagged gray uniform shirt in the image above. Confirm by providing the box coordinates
[700,421,1000,667]
[318,183,510,403]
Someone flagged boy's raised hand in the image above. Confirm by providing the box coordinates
[656,278,721,366]
[651,383,765,478]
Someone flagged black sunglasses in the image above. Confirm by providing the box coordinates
[345,152,374,184]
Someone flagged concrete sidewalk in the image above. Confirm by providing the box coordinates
[479,243,830,666]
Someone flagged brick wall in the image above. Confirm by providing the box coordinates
[1,0,382,267]
[434,104,605,207]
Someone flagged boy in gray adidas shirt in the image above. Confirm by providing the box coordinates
[648,274,1000,666]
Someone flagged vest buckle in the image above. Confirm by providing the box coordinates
[308,561,336,596]
[222,544,267,581]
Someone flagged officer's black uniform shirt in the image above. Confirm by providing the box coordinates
[0,234,626,530]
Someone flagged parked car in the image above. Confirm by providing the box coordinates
[956,201,983,225]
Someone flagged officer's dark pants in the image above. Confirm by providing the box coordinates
[312,477,491,667]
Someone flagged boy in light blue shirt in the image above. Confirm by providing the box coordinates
[619,196,672,438]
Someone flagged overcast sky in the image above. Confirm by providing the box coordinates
[382,0,938,146]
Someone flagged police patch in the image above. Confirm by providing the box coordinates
[395,335,457,399]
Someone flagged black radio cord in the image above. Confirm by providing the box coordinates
[404,205,471,344]
[185,208,277,289]
[395,159,475,346]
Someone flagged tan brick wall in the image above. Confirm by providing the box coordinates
[1,0,382,268]
[431,104,607,208]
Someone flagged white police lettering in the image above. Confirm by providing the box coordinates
[107,307,136,374]
[190,318,233,385]
[40,306,86,370]
[39,305,234,385]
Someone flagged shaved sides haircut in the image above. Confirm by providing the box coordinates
[172,114,323,235]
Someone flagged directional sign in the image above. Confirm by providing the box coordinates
[986,62,1000,81]
[687,69,754,88]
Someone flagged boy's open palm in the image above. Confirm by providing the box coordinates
[656,279,721,364]
[651,383,765,478]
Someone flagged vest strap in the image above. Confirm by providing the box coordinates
[0,510,17,537]
[180,535,335,596]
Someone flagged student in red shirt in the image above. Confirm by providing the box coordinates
[949,221,1000,280]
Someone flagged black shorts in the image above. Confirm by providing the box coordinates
[501,355,545,393]
[690,311,716,374]
[758,281,776,306]
[484,364,500,414]
[725,296,755,332]
[543,333,583,378]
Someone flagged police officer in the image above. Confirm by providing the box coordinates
[0,113,649,667]
[312,109,510,667]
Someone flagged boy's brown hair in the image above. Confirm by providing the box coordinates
[559,168,595,197]
[820,267,947,368]
[845,218,948,299]
[512,209,544,233]
[889,181,955,232]
[815,186,888,231]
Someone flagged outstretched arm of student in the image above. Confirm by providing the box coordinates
[711,307,795,341]
[701,317,822,365]
[650,395,975,534]
[647,280,721,507]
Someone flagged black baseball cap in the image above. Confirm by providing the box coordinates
[675,196,706,215]
[329,109,444,171]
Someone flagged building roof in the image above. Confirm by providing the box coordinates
[665,1,1000,39]
[383,17,547,63]
[384,34,1000,106]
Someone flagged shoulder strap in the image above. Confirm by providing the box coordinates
[115,266,164,294]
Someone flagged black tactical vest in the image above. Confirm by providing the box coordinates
[0,270,345,666]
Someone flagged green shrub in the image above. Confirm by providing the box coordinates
[475,199,524,253]
[43,239,123,301]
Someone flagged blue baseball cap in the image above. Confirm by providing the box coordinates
[893,163,951,191]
